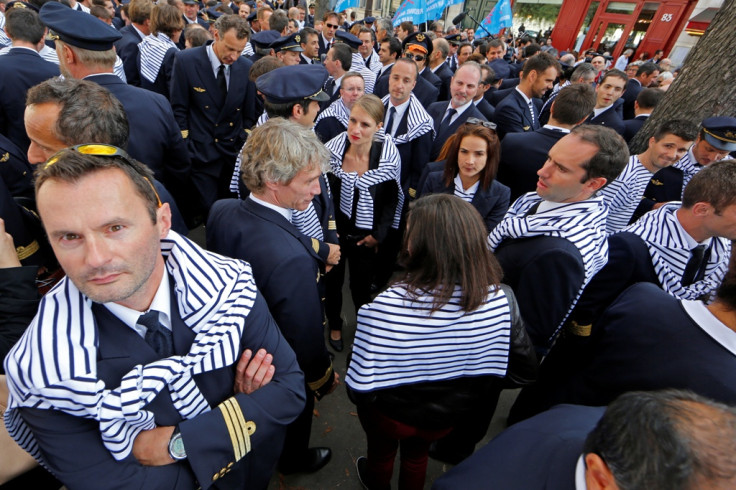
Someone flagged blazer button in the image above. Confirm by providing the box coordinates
[229,122,234,126]
[205,105,210,109]
[215,138,219,143]
[215,123,218,127]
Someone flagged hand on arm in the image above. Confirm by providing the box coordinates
[234,348,275,395]
[0,218,21,269]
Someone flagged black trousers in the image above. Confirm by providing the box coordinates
[279,384,315,466]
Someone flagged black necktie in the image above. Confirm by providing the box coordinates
[681,244,707,286]
[524,202,541,217]
[365,55,371,68]
[438,108,457,135]
[217,64,227,102]
[325,78,335,95]
[138,310,173,358]
[386,106,396,137]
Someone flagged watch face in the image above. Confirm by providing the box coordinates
[170,434,187,460]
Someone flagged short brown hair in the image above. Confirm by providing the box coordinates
[151,3,184,37]
[128,0,153,24]
[682,159,736,212]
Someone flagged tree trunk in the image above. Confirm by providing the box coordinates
[629,0,736,154]
[315,0,330,23]
[365,0,373,18]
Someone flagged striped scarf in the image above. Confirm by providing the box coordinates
[380,94,435,145]
[229,112,270,195]
[315,98,350,128]
[138,33,177,83]
[599,155,653,233]
[4,231,257,462]
[454,174,477,203]
[326,131,404,230]
[673,148,702,198]
[351,52,376,94]
[346,284,511,392]
[241,41,254,57]
[623,203,731,300]
[488,193,609,344]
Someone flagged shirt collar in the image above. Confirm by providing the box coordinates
[593,103,613,117]
[249,193,293,222]
[450,98,475,117]
[515,86,532,105]
[454,173,479,194]
[574,454,587,490]
[674,209,712,249]
[104,268,172,336]
[132,24,147,40]
[681,300,736,356]
[206,43,226,76]
[537,199,570,213]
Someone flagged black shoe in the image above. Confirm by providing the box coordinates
[279,447,332,475]
[355,456,370,489]
[329,337,344,352]
[428,441,469,465]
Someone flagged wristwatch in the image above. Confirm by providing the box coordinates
[168,427,187,461]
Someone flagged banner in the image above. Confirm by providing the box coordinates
[426,0,463,23]
[392,0,427,27]
[475,0,513,39]
[334,0,360,13]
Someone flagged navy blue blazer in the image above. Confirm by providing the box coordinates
[431,62,453,101]
[494,89,541,139]
[0,133,33,200]
[420,170,510,232]
[314,116,345,143]
[385,102,434,199]
[633,165,685,221]
[373,74,439,109]
[585,98,625,135]
[0,48,59,150]
[206,198,336,395]
[536,283,736,409]
[138,46,177,99]
[623,114,648,143]
[114,24,143,86]
[427,101,487,161]
[374,63,393,87]
[621,78,643,120]
[474,97,495,122]
[487,58,512,81]
[498,126,567,201]
[495,235,586,350]
[433,404,604,490]
[317,34,332,58]
[18,277,305,490]
[420,68,442,94]
[170,43,256,172]
[489,86,515,106]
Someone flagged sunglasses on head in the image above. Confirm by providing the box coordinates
[45,144,163,208]
[404,53,425,62]
[466,118,497,131]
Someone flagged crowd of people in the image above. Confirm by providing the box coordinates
[1,0,736,488]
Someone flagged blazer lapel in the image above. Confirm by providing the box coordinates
[243,199,322,262]
[193,46,222,107]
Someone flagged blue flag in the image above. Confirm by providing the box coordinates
[475,0,513,39]
[334,0,360,13]
[426,0,463,23]
[392,0,427,27]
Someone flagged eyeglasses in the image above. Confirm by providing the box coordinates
[404,53,425,62]
[466,118,497,131]
[325,23,338,29]
[45,144,163,208]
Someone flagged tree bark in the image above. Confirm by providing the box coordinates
[315,0,330,24]
[629,0,736,154]
[365,0,374,18]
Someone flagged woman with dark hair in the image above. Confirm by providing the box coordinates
[346,194,537,490]
[137,3,183,98]
[324,94,403,352]
[420,121,510,232]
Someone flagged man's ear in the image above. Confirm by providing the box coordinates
[584,453,618,490]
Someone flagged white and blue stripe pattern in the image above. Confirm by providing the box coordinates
[113,54,127,83]
[230,112,269,196]
[326,131,404,230]
[351,52,376,94]
[241,41,254,57]
[315,98,350,128]
[4,231,258,463]
[365,51,381,73]
[138,32,177,83]
[673,148,702,198]
[453,174,477,203]
[380,93,435,145]
[488,193,609,343]
[623,202,730,299]
[345,284,511,392]
[291,201,324,241]
[598,155,653,233]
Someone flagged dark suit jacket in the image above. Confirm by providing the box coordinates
[374,63,393,87]
[114,24,143,86]
[0,265,39,370]
[623,114,648,143]
[420,67,442,94]
[633,165,685,221]
[207,198,336,395]
[621,78,643,120]
[488,86,515,107]
[534,283,736,411]
[474,98,495,122]
[0,48,59,150]
[373,71,439,108]
[420,171,510,232]
[0,133,33,200]
[19,277,305,490]
[433,404,604,490]
[170,43,255,203]
[585,98,625,135]
[494,89,541,139]
[431,62,454,101]
[385,101,434,199]
[495,235,586,350]
[317,34,333,58]
[314,116,345,143]
[138,46,177,99]
[487,58,511,81]
[498,127,567,200]
[427,101,487,161]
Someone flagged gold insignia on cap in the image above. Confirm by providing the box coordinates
[10,2,27,9]
[0,152,9,163]
[194,87,206,92]
[416,33,425,42]
[726,130,736,140]
[295,35,301,43]
[16,240,39,261]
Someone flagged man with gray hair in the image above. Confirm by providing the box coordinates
[435,389,736,489]
[207,118,339,475]
[170,14,256,216]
